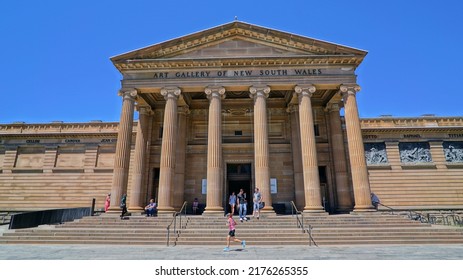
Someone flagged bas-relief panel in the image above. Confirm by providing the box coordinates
[443,141,463,163]
[14,147,45,168]
[364,143,388,164]
[399,142,432,163]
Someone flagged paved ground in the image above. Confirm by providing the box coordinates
[1,243,463,260]
[1,225,463,260]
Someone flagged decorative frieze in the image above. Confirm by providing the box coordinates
[399,142,432,163]
[443,141,463,163]
[364,143,388,164]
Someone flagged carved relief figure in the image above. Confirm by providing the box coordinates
[399,142,432,163]
[364,143,388,164]
[443,142,463,162]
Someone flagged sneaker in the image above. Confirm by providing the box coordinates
[241,240,246,249]
[244,217,248,221]
[223,247,230,252]
[240,218,243,222]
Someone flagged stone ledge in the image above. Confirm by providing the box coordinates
[400,163,436,170]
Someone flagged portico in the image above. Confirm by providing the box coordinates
[108,21,374,215]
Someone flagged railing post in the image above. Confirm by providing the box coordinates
[91,198,96,216]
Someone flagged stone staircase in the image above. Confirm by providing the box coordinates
[0,213,462,246]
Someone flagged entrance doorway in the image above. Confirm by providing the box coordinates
[226,163,252,215]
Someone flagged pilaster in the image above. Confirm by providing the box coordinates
[327,102,353,212]
[173,105,190,210]
[287,104,304,210]
[129,105,153,213]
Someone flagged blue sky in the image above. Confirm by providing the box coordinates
[1,0,462,124]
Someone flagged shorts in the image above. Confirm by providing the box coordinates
[228,230,236,237]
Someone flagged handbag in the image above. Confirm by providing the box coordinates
[259,201,265,209]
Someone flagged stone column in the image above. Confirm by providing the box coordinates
[294,85,324,212]
[327,102,353,212]
[157,87,181,214]
[203,86,225,214]
[173,105,190,209]
[287,104,304,210]
[340,84,374,211]
[108,89,137,212]
[249,86,273,211]
[129,105,152,213]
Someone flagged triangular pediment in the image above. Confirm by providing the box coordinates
[173,38,310,59]
[111,21,367,67]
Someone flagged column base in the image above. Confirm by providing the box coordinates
[303,206,325,213]
[128,206,144,213]
[336,207,354,214]
[157,206,176,215]
[352,205,376,212]
[203,207,225,216]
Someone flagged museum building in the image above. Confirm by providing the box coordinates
[1,21,462,215]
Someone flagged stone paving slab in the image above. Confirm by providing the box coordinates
[0,244,463,260]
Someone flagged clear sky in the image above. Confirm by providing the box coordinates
[1,0,462,124]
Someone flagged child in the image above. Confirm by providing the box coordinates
[224,213,246,251]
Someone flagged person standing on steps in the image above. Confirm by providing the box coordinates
[223,212,246,252]
[120,194,127,219]
[253,187,262,220]
[237,189,247,222]
[229,192,237,215]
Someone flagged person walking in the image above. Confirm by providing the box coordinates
[120,194,127,219]
[371,192,380,210]
[104,193,111,212]
[237,189,247,222]
[223,212,246,252]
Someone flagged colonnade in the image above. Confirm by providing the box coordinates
[108,84,374,214]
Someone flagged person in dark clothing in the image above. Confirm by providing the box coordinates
[120,194,127,219]
[237,189,248,222]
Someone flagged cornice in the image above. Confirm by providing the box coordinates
[115,55,363,72]
[0,122,136,136]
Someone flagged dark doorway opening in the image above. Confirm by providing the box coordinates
[226,163,252,215]
[151,168,160,203]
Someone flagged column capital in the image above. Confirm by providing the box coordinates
[249,85,270,99]
[161,87,181,100]
[118,89,138,100]
[294,85,316,98]
[286,103,299,114]
[326,102,341,112]
[178,105,190,115]
[136,105,153,116]
[205,86,226,100]
[340,84,361,96]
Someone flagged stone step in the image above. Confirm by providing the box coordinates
[2,213,462,246]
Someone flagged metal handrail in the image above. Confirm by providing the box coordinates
[290,201,317,247]
[379,203,431,224]
[166,201,188,247]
